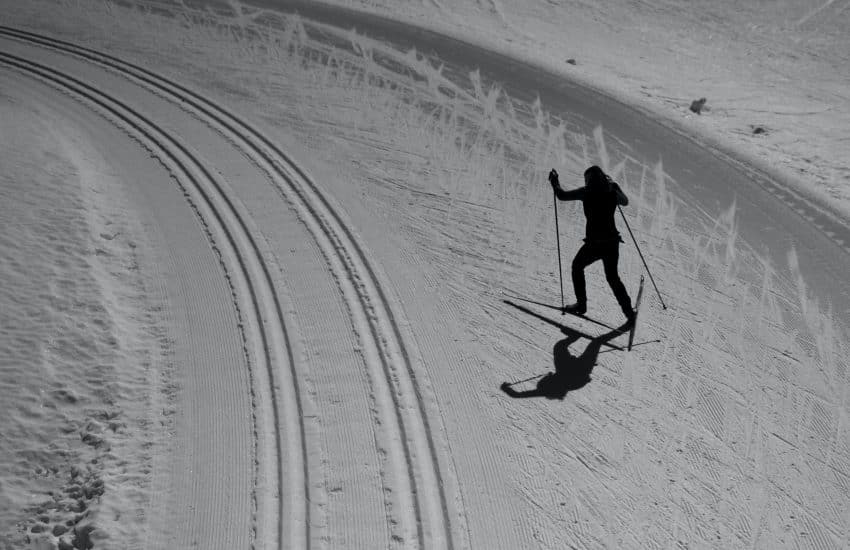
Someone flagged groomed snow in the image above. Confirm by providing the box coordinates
[1,0,848,548]
[0,73,172,548]
[317,0,850,224]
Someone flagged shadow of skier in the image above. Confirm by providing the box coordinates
[500,325,624,400]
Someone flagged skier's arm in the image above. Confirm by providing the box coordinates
[548,169,585,201]
[554,186,586,201]
[613,182,629,206]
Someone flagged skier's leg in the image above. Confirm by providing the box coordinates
[602,244,633,319]
[570,244,596,309]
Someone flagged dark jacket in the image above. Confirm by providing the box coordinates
[555,182,628,242]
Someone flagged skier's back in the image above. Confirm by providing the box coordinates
[549,166,635,326]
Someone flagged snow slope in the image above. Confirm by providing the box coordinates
[312,0,850,225]
[1,0,848,548]
[0,40,262,548]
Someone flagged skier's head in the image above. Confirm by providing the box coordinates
[584,165,611,191]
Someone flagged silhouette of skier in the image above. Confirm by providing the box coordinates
[549,165,635,326]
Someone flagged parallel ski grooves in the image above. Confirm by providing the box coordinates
[0,25,458,549]
[0,50,304,550]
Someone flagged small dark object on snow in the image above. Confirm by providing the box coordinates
[689,97,707,114]
[752,126,766,135]
[566,58,576,65]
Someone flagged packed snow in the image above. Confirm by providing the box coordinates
[323,0,850,222]
[0,78,172,548]
[1,0,848,548]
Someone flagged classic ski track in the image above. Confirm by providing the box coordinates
[0,27,458,549]
[0,50,304,549]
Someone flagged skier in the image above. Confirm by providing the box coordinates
[548,165,635,327]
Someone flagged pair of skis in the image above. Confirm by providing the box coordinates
[504,275,644,351]
[567,275,643,351]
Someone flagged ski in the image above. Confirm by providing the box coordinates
[627,275,645,351]
[559,306,617,331]
[501,290,616,331]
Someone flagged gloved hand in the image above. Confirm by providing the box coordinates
[548,169,560,189]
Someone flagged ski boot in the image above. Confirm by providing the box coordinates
[562,302,587,316]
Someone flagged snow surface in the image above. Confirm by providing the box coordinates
[0,74,172,548]
[1,0,848,548]
[320,0,850,223]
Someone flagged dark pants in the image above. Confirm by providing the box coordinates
[572,240,633,315]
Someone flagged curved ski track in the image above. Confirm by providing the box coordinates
[0,48,300,548]
[0,26,457,549]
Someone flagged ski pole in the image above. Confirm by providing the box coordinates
[505,373,546,387]
[618,205,667,310]
[553,190,565,310]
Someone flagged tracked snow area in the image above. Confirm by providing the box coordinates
[319,0,850,225]
[0,77,172,548]
[1,0,849,549]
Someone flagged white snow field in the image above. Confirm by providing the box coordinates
[314,0,850,224]
[1,1,848,549]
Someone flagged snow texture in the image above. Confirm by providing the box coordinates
[1,0,848,548]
